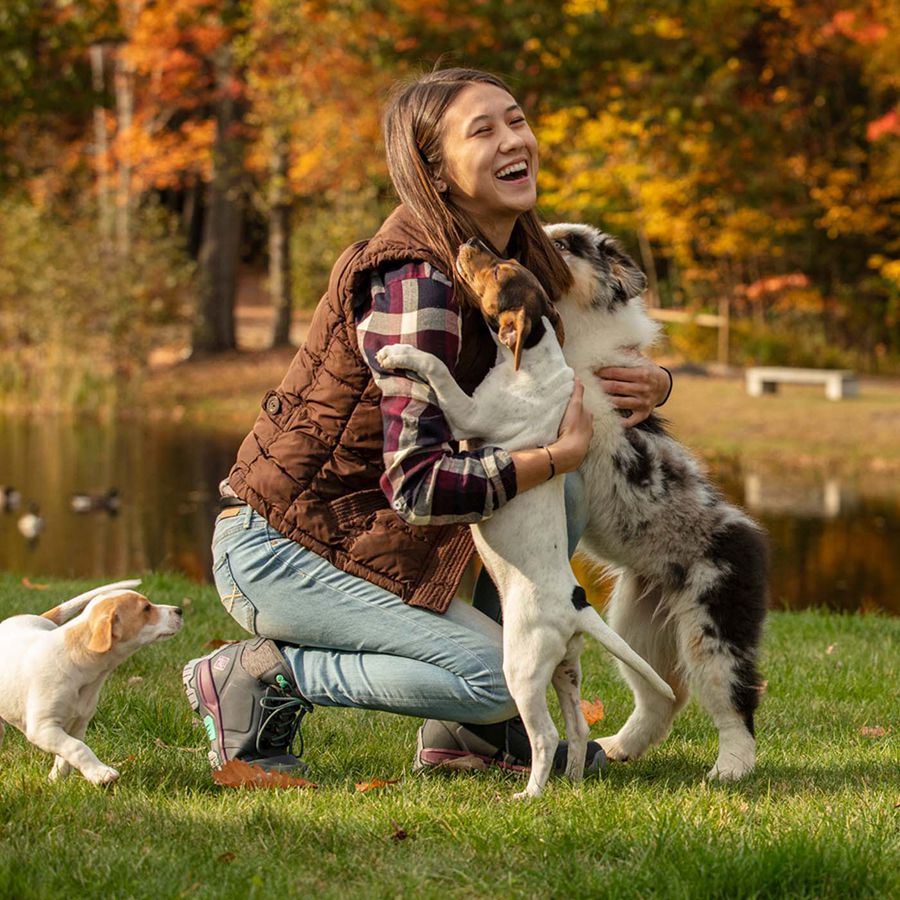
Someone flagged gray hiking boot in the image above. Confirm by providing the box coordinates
[413,718,607,776]
[183,638,313,772]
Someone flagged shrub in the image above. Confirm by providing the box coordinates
[0,199,195,413]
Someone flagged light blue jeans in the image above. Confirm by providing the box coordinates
[211,472,588,725]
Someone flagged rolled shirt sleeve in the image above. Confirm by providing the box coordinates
[356,261,518,525]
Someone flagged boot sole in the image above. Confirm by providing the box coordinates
[182,656,225,770]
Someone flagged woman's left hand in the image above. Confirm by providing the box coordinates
[594,354,672,427]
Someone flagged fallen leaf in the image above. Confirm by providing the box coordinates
[581,698,605,726]
[127,676,144,686]
[212,758,317,790]
[22,577,49,590]
[355,778,400,793]
[217,852,236,864]
[205,638,240,649]
[390,819,409,842]
[859,725,889,738]
[826,644,835,655]
[182,597,193,608]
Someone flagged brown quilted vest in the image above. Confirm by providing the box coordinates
[228,205,497,613]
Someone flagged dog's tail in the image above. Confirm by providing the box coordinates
[41,579,142,625]
[580,608,676,701]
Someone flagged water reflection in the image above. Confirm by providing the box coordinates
[0,416,236,582]
[1,416,898,615]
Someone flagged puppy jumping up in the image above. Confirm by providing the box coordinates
[0,580,183,784]
[546,223,768,780]
[377,238,674,799]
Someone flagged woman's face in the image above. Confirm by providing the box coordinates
[438,82,538,250]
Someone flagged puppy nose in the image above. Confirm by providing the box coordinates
[174,607,183,617]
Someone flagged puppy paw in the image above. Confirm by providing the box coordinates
[706,759,754,781]
[85,765,120,786]
[48,759,72,782]
[376,343,422,374]
[596,734,632,762]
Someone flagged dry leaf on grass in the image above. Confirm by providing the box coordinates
[826,644,836,655]
[581,698,605,726]
[205,638,240,649]
[355,778,400,793]
[217,852,236,864]
[22,577,49,590]
[213,758,318,790]
[859,725,890,738]
[390,819,410,842]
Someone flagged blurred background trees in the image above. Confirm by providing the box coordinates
[1,0,898,409]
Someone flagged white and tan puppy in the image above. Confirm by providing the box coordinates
[0,580,183,784]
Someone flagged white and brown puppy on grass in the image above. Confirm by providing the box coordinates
[545,223,768,780]
[0,580,183,784]
[377,238,675,799]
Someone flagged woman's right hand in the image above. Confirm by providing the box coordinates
[549,379,594,474]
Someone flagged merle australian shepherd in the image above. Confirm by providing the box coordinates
[545,223,768,780]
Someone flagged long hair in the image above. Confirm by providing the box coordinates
[382,67,572,306]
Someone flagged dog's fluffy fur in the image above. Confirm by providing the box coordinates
[546,223,768,780]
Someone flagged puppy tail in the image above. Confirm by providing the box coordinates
[580,608,676,701]
[41,578,142,625]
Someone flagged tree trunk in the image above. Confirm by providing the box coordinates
[89,44,112,252]
[269,138,293,348]
[113,49,135,257]
[192,42,246,356]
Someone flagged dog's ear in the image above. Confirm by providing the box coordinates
[602,239,647,306]
[497,307,527,370]
[88,608,119,653]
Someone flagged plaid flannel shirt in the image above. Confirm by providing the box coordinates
[356,261,518,525]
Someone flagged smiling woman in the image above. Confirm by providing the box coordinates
[181,67,670,785]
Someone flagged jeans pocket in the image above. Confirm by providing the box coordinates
[213,551,259,635]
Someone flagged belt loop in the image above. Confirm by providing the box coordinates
[243,505,253,529]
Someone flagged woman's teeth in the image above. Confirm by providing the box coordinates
[496,161,528,181]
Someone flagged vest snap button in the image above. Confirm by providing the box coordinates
[265,394,282,416]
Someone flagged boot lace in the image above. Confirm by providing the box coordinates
[257,690,314,759]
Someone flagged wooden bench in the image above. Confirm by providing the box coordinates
[745,366,859,400]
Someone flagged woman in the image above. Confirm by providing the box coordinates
[183,68,672,776]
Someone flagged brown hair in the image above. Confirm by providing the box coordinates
[382,67,572,306]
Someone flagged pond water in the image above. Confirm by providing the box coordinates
[1,416,898,615]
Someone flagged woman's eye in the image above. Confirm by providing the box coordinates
[510,116,527,126]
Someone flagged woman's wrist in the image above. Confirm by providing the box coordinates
[656,366,674,407]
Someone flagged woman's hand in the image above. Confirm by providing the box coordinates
[595,354,672,427]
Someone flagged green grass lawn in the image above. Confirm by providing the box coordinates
[1,572,897,899]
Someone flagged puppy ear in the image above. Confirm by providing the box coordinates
[605,241,647,305]
[88,609,117,653]
[498,307,526,371]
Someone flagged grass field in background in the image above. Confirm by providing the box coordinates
[0,572,897,899]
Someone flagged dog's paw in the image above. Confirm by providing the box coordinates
[596,734,632,762]
[48,758,72,782]
[85,764,120,786]
[375,343,421,373]
[706,758,754,781]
